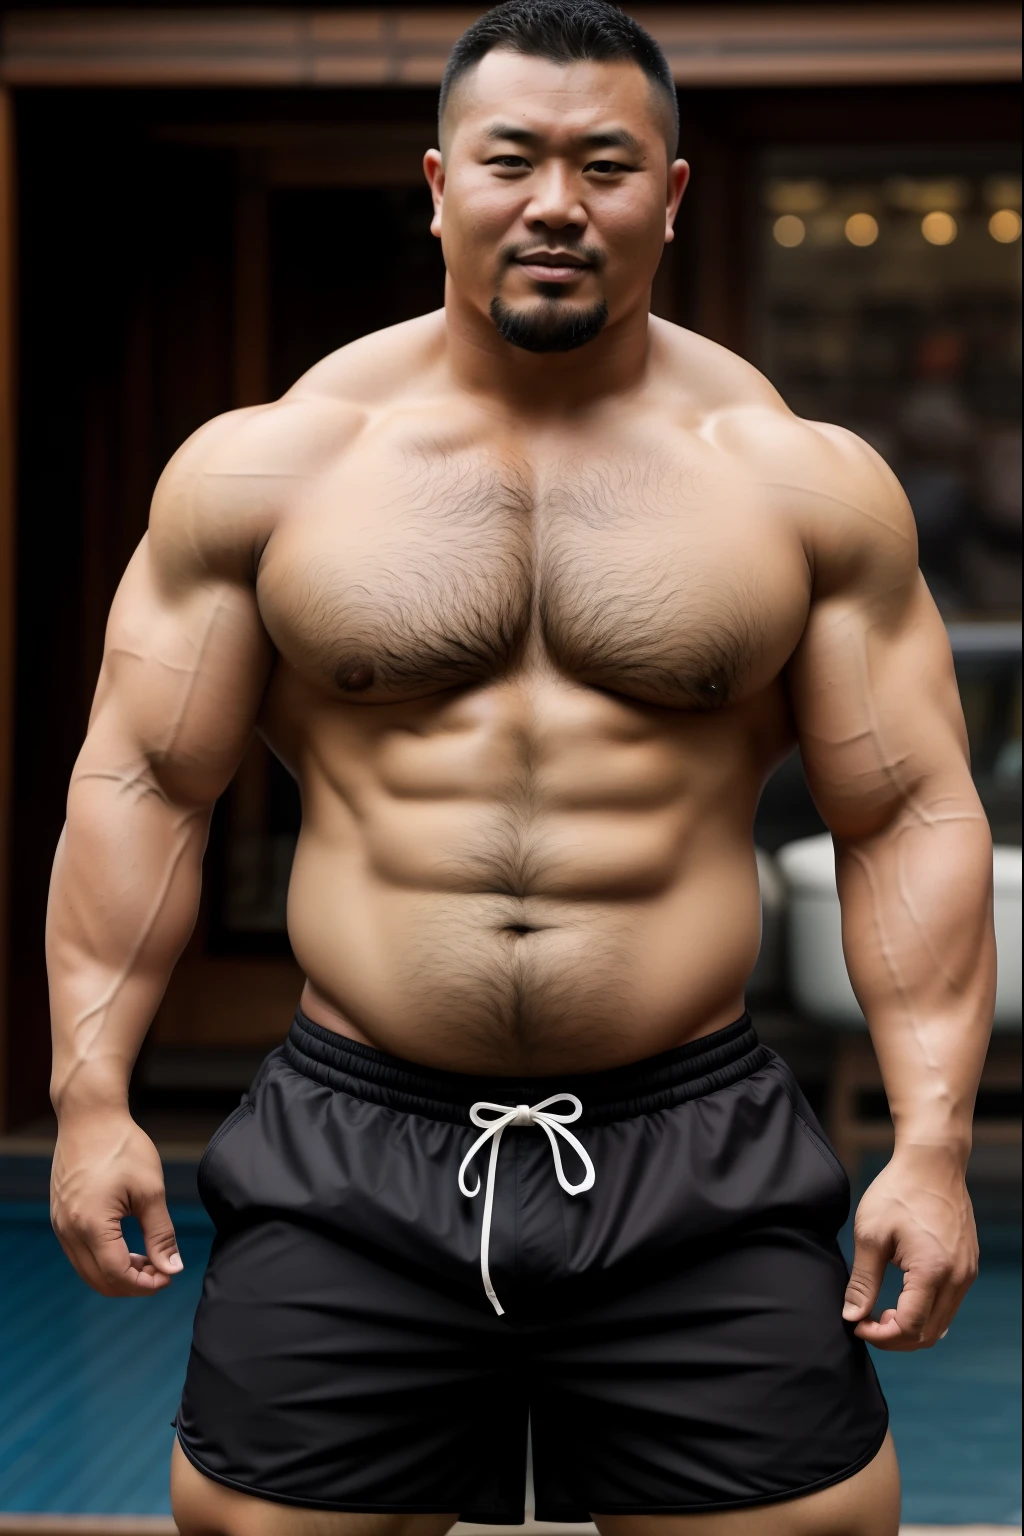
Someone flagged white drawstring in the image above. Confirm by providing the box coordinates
[458,1093,596,1315]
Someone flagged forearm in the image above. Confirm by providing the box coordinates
[46,753,211,1117]
[835,786,996,1161]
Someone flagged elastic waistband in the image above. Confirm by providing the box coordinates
[282,1007,771,1125]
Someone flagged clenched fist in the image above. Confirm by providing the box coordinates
[50,1108,184,1296]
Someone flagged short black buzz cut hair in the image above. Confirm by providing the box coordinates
[438,0,679,157]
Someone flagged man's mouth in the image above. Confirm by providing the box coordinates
[513,252,592,283]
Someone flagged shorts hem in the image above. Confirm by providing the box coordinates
[553,1411,890,1520]
[174,1430,477,1516]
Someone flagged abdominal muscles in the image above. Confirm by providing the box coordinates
[282,681,766,1074]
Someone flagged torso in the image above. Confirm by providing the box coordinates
[231,314,814,1073]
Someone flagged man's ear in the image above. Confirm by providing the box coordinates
[664,159,690,244]
[424,149,445,238]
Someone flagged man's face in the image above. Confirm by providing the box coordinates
[426,50,688,353]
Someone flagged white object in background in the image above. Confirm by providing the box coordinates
[776,835,1022,1031]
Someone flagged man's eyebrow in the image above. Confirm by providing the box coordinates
[483,124,644,156]
[582,128,644,155]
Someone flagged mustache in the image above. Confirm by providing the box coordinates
[498,241,606,272]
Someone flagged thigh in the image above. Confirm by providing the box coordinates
[592,1430,900,1536]
[171,1437,459,1536]
[175,1216,527,1519]
[532,1226,890,1517]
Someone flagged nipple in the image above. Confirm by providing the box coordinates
[697,676,726,708]
[335,659,376,693]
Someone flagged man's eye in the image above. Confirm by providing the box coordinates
[487,156,530,169]
[586,160,629,175]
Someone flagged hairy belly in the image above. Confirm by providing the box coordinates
[276,677,778,1071]
[286,820,763,1074]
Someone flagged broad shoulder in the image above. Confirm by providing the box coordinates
[147,395,358,586]
[284,310,446,410]
[147,314,445,584]
[652,321,917,591]
[735,413,918,594]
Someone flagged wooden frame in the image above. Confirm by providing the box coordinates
[0,7,1020,89]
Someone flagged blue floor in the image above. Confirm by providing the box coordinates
[838,1218,1021,1525]
[0,1186,1020,1521]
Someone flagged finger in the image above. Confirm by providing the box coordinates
[86,1214,173,1295]
[921,1274,972,1347]
[855,1306,906,1347]
[843,1233,889,1322]
[858,1268,948,1352]
[133,1188,184,1276]
[53,1225,114,1293]
[55,1221,169,1296]
[127,1250,175,1290]
[892,1267,943,1345]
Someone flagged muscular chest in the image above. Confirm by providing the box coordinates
[257,436,808,711]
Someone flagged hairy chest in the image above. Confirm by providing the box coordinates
[257,438,810,711]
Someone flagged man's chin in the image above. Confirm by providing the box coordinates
[489,296,609,354]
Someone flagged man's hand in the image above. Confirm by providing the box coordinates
[842,1143,978,1350]
[50,1109,184,1296]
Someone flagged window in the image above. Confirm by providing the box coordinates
[757,147,1021,619]
[754,146,1021,847]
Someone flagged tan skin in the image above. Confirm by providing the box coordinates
[45,48,993,1536]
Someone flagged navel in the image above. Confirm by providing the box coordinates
[334,658,376,693]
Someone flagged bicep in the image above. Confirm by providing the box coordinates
[81,530,274,810]
[787,564,971,844]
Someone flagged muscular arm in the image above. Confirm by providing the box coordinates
[785,423,995,1348]
[46,411,274,1293]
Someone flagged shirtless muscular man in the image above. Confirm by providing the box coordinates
[46,2,995,1532]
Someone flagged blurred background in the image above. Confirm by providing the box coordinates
[0,3,1019,1529]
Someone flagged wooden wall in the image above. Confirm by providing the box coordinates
[1,7,1019,88]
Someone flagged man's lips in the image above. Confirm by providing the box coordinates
[513,254,592,282]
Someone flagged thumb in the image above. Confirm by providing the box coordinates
[135,1189,183,1274]
[843,1231,888,1321]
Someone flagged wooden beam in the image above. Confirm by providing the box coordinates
[0,87,14,1134]
[0,7,1019,89]
[635,6,1023,85]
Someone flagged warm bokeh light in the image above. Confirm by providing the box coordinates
[989,208,1022,244]
[983,175,1023,211]
[885,176,969,214]
[922,211,957,245]
[773,214,806,248]
[764,180,827,215]
[844,213,878,247]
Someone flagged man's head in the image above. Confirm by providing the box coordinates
[425,0,688,355]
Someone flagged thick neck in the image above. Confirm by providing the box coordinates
[441,275,655,418]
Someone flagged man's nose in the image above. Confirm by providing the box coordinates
[523,166,586,231]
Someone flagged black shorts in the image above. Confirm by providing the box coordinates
[172,1007,888,1521]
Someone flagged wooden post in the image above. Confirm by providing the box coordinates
[0,87,16,1133]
